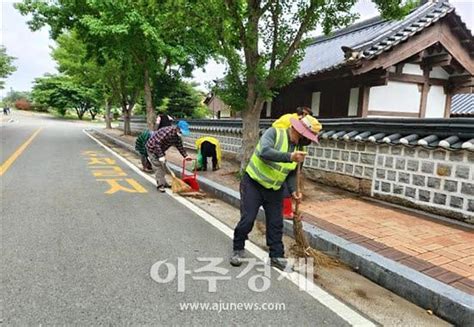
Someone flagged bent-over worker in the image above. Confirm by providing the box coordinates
[146,121,192,193]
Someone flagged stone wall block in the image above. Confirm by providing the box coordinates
[461,183,474,196]
[407,160,419,172]
[395,158,406,170]
[434,193,447,205]
[455,166,470,179]
[421,161,435,174]
[444,180,458,192]
[436,164,452,177]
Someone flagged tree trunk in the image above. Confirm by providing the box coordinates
[76,108,84,120]
[89,109,97,120]
[105,98,112,129]
[240,99,264,171]
[123,106,131,135]
[144,68,155,130]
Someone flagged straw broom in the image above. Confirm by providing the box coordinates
[292,164,339,268]
[163,162,193,193]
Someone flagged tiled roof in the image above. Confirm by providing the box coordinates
[298,1,464,77]
[187,118,474,151]
[451,94,474,116]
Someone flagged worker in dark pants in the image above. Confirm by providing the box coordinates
[195,136,221,172]
[135,129,153,172]
[231,115,321,270]
[200,141,218,171]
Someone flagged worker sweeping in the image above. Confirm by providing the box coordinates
[146,121,193,193]
[273,107,321,220]
[195,136,222,171]
[272,106,316,129]
[231,115,322,270]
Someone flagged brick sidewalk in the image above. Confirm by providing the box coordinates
[301,199,473,295]
[104,128,474,296]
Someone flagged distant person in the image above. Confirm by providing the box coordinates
[146,121,192,192]
[3,106,10,115]
[155,114,173,130]
[135,130,154,173]
[195,137,222,171]
[272,106,316,129]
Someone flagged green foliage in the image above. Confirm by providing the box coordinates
[0,46,16,90]
[192,104,211,119]
[153,75,208,119]
[32,74,100,119]
[195,0,416,168]
[16,0,216,130]
[200,0,415,114]
[373,0,419,20]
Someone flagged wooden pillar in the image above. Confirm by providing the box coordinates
[418,68,431,118]
[395,63,405,74]
[444,91,452,118]
[358,86,370,117]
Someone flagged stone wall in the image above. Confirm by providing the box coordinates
[184,127,243,161]
[373,146,473,222]
[184,126,473,223]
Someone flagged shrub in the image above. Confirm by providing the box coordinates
[31,103,49,112]
[14,98,32,111]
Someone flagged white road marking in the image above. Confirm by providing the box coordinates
[83,129,376,327]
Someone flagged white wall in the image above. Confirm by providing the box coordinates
[368,81,420,113]
[430,67,450,79]
[208,97,232,118]
[425,85,446,118]
[311,92,321,116]
[348,88,359,116]
[403,64,423,75]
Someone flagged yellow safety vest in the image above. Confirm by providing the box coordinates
[246,128,297,190]
[195,136,222,167]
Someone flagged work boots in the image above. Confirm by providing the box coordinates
[230,250,245,266]
[270,257,293,271]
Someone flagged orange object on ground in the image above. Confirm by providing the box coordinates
[283,197,294,219]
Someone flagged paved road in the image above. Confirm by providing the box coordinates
[1,112,366,325]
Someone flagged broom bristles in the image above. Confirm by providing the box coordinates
[171,176,193,193]
[293,213,340,268]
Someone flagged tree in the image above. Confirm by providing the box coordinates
[199,0,416,169]
[0,46,16,89]
[154,76,208,118]
[16,0,215,131]
[52,32,104,120]
[32,74,100,119]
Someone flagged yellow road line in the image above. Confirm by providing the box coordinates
[0,128,43,176]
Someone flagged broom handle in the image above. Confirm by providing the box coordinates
[164,161,176,178]
[294,163,301,216]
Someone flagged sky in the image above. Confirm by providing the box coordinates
[1,0,473,96]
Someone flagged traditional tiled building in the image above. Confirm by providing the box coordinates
[265,0,473,119]
[121,1,473,222]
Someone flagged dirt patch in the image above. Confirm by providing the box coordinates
[354,288,370,300]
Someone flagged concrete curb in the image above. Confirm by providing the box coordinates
[91,128,473,326]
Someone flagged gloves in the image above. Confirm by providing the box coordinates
[158,157,166,163]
